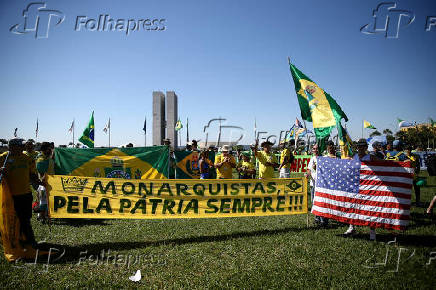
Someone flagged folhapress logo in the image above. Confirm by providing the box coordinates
[360,2,415,38]
[10,2,167,39]
[10,2,65,39]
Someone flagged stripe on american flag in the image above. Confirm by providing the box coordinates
[312,157,413,231]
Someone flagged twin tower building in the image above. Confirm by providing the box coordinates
[152,91,178,148]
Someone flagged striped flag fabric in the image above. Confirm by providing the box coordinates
[312,157,413,231]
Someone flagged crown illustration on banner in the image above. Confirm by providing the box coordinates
[61,177,88,193]
[111,156,124,168]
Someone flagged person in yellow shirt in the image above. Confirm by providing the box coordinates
[254,141,279,179]
[237,152,256,179]
[0,138,40,248]
[23,140,39,161]
[214,145,236,179]
[278,141,294,178]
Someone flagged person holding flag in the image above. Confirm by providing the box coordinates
[344,139,381,240]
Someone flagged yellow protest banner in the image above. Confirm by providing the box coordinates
[47,176,308,219]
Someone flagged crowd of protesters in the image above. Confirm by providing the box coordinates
[0,135,435,254]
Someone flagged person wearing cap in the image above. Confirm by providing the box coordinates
[253,140,279,179]
[278,141,294,178]
[237,152,256,179]
[344,138,380,240]
[0,138,40,248]
[214,145,236,179]
[385,140,407,161]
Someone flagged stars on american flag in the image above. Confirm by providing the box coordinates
[316,157,360,193]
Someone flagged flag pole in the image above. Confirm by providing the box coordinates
[35,118,38,142]
[361,119,364,139]
[73,119,75,146]
[186,117,189,143]
[302,120,308,153]
[254,117,257,143]
[108,118,111,148]
[217,117,222,148]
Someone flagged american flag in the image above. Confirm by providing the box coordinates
[312,157,413,230]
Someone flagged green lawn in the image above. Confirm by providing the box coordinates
[1,173,435,289]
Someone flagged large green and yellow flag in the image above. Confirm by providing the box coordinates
[289,61,348,149]
[79,111,95,148]
[54,146,169,179]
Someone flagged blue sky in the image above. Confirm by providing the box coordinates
[0,0,435,147]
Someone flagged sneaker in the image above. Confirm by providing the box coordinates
[369,229,376,241]
[344,225,356,236]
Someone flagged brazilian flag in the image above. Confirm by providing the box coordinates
[54,146,169,179]
[79,112,95,148]
[289,62,348,150]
